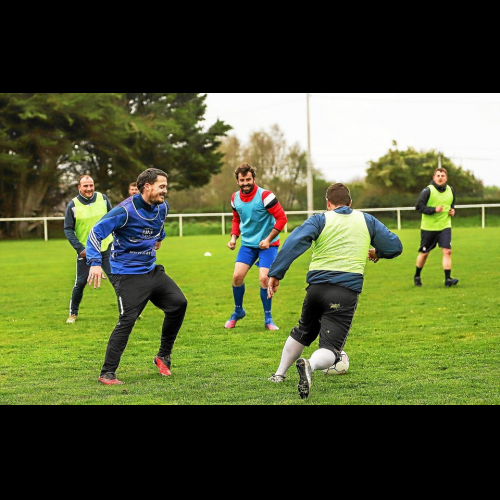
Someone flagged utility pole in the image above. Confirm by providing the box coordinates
[307,93,314,213]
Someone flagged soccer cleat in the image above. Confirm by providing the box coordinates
[414,277,423,287]
[265,321,280,331]
[225,310,246,329]
[98,373,124,386]
[269,374,286,383]
[154,355,172,377]
[445,278,459,288]
[66,315,78,324]
[296,358,313,400]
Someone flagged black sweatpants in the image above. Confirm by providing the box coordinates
[290,284,359,356]
[101,265,188,376]
[70,250,112,316]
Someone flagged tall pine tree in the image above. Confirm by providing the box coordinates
[0,93,231,237]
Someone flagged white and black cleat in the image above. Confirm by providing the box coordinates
[296,358,313,400]
[268,374,286,383]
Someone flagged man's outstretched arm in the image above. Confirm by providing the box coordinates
[364,213,403,260]
[86,207,127,288]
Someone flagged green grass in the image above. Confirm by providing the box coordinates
[1,228,499,405]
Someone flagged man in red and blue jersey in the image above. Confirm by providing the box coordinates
[226,164,288,331]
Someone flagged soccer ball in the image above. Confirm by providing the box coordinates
[323,351,350,376]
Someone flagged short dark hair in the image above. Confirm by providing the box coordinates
[129,182,137,188]
[326,183,352,207]
[434,167,448,177]
[137,168,168,193]
[234,163,257,180]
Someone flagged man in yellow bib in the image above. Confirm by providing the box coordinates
[64,175,114,324]
[415,168,459,288]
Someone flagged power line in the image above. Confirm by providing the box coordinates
[313,93,500,105]
[307,93,313,213]
[449,157,498,162]
[313,153,500,162]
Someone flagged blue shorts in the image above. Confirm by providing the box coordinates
[236,246,279,269]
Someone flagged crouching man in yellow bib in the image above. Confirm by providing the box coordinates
[267,183,403,400]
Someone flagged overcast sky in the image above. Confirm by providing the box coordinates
[204,93,500,187]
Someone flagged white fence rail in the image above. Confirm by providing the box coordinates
[1,204,500,241]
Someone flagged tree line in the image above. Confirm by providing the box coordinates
[1,94,497,239]
[168,134,496,214]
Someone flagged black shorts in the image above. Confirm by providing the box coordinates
[290,284,359,356]
[419,228,452,253]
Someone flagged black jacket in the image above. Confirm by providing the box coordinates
[416,181,456,216]
[64,192,113,255]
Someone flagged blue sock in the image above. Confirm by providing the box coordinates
[260,288,273,323]
[233,285,246,315]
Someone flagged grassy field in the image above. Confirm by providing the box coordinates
[1,228,499,405]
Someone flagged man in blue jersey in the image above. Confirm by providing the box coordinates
[86,168,188,386]
[226,164,288,331]
[267,183,403,400]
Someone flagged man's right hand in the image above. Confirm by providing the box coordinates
[88,266,106,289]
[227,236,238,251]
[79,249,87,259]
[435,206,444,213]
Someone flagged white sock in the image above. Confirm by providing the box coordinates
[275,337,305,377]
[309,349,337,372]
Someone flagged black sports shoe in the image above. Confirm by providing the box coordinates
[445,278,459,288]
[414,276,423,287]
[296,358,313,400]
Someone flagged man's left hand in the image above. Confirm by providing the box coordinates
[268,277,280,299]
[368,249,380,263]
[155,241,162,251]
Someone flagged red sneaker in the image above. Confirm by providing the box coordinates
[225,311,246,329]
[265,321,280,331]
[154,356,172,377]
[98,373,124,386]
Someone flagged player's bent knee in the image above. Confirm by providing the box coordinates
[119,314,140,327]
[173,295,188,312]
[233,275,245,287]
[180,297,188,312]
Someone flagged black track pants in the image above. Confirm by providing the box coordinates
[101,265,188,376]
[70,250,112,316]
